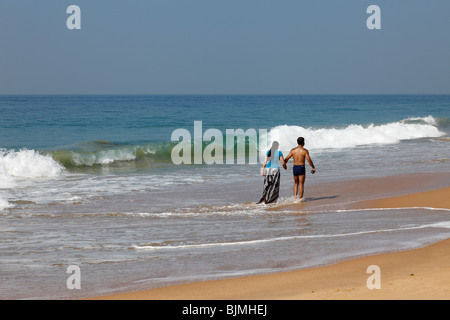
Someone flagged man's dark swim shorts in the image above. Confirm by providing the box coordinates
[293,165,305,176]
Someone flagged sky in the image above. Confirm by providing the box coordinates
[0,0,449,94]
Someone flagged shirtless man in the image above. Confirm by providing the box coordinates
[284,137,316,201]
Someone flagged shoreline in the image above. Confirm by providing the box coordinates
[88,184,450,300]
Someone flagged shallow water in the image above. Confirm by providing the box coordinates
[0,95,449,299]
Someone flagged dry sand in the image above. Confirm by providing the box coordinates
[359,187,450,210]
[89,186,450,300]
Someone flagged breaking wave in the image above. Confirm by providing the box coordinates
[0,116,446,174]
[0,149,66,210]
[0,148,65,179]
[47,142,176,169]
[266,115,446,152]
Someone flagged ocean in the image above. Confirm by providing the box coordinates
[0,94,449,299]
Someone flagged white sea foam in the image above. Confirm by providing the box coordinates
[0,149,65,207]
[0,196,12,210]
[424,221,450,229]
[0,173,16,189]
[334,207,450,213]
[263,116,445,153]
[132,221,450,251]
[0,149,64,179]
[402,115,438,126]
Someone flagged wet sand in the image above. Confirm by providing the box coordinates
[89,175,450,300]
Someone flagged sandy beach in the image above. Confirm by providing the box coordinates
[89,184,450,300]
[359,187,450,211]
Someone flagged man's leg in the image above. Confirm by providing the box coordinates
[298,174,306,200]
[293,175,299,200]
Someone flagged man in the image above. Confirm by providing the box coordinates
[284,137,316,202]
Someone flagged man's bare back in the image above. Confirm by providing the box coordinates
[287,146,308,166]
[285,145,315,169]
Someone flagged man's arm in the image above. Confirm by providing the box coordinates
[280,155,287,170]
[284,150,293,163]
[305,150,316,174]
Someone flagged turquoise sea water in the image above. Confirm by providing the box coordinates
[1,94,449,150]
[0,95,449,299]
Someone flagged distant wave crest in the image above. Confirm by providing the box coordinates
[265,115,446,152]
[0,116,446,174]
[48,142,176,169]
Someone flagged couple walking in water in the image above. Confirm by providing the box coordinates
[258,137,316,204]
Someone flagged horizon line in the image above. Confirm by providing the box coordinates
[1,93,450,96]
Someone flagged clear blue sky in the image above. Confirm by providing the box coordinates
[0,0,449,94]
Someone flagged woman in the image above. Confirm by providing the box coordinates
[258,141,287,204]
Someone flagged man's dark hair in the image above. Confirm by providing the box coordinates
[297,137,305,146]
